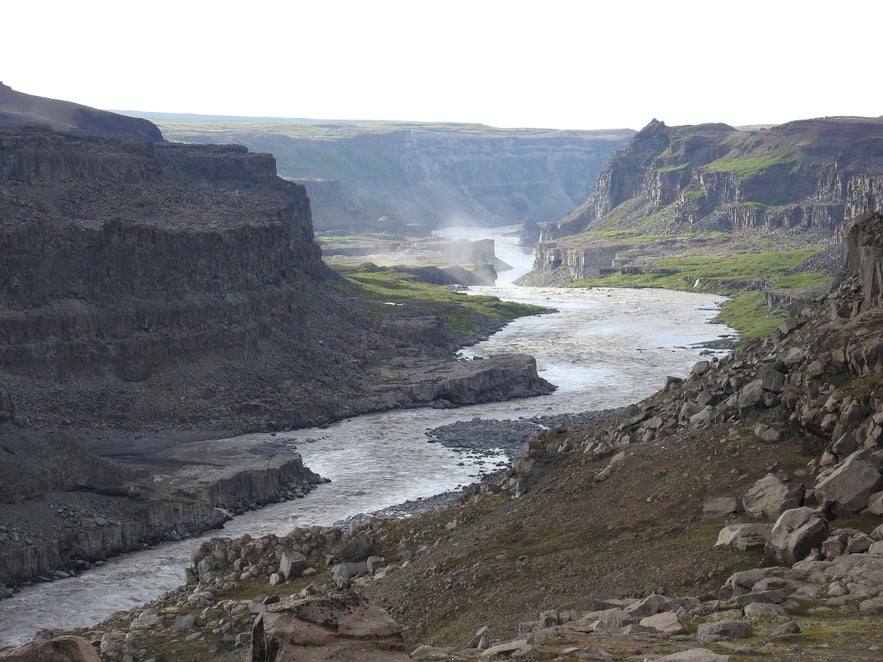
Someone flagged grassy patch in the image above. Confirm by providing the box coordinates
[769,271,829,288]
[704,150,795,178]
[330,267,549,336]
[684,190,706,202]
[714,291,787,339]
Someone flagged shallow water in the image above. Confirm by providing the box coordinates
[0,227,734,646]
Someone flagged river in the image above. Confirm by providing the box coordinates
[0,226,734,646]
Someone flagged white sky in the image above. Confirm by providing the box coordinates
[4,0,882,131]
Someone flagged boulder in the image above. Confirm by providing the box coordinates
[624,593,668,617]
[249,591,408,662]
[814,450,883,516]
[0,636,101,662]
[593,607,634,632]
[765,507,828,565]
[640,610,684,633]
[337,530,380,562]
[703,496,742,518]
[279,550,307,581]
[696,619,754,642]
[742,473,804,520]
[656,650,731,662]
[480,640,532,657]
[713,522,771,551]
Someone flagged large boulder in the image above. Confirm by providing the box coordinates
[696,619,754,642]
[814,449,883,517]
[742,473,805,520]
[765,507,828,565]
[714,522,771,551]
[0,636,101,661]
[249,591,408,662]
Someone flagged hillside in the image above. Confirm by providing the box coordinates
[522,118,883,331]
[137,115,633,232]
[28,216,883,661]
[0,90,555,589]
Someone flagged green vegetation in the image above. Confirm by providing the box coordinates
[569,247,824,338]
[715,291,787,339]
[684,190,706,202]
[704,150,795,178]
[330,266,549,336]
[743,201,766,211]
[770,271,829,288]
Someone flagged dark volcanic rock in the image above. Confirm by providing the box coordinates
[0,82,162,141]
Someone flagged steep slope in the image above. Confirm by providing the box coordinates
[46,217,883,661]
[149,118,634,231]
[528,117,883,286]
[0,82,162,141]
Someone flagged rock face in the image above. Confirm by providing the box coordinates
[0,82,161,141]
[531,117,883,281]
[0,635,101,661]
[249,592,409,662]
[157,120,634,231]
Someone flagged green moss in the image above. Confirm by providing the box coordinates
[684,190,706,202]
[714,291,786,339]
[704,150,795,178]
[769,271,829,288]
[330,267,550,336]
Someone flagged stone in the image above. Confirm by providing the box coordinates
[332,561,369,588]
[249,591,408,662]
[466,625,495,650]
[765,507,828,565]
[771,621,802,636]
[703,496,742,518]
[742,473,804,520]
[696,619,754,642]
[538,610,559,629]
[174,614,197,630]
[714,523,771,551]
[734,589,789,607]
[279,550,307,581]
[743,602,786,618]
[640,610,684,633]
[760,369,786,393]
[593,608,634,632]
[624,593,668,617]
[815,449,883,516]
[337,530,380,563]
[129,610,162,630]
[480,639,532,657]
[656,650,731,662]
[0,635,102,661]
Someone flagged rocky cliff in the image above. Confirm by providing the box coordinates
[531,117,883,282]
[152,120,634,231]
[0,82,161,141]
[46,212,883,661]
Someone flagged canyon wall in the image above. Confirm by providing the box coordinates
[154,121,634,231]
[532,117,883,282]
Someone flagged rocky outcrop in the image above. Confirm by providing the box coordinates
[250,592,409,662]
[159,121,635,231]
[0,635,100,661]
[530,117,883,282]
[0,82,161,141]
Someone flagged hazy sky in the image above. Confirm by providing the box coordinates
[5,0,881,131]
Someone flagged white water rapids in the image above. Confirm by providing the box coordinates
[0,226,735,646]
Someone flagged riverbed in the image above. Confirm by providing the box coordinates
[0,227,735,646]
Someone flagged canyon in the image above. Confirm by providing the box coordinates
[0,85,553,590]
[148,117,634,233]
[527,117,883,285]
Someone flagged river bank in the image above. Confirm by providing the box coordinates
[0,230,736,646]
